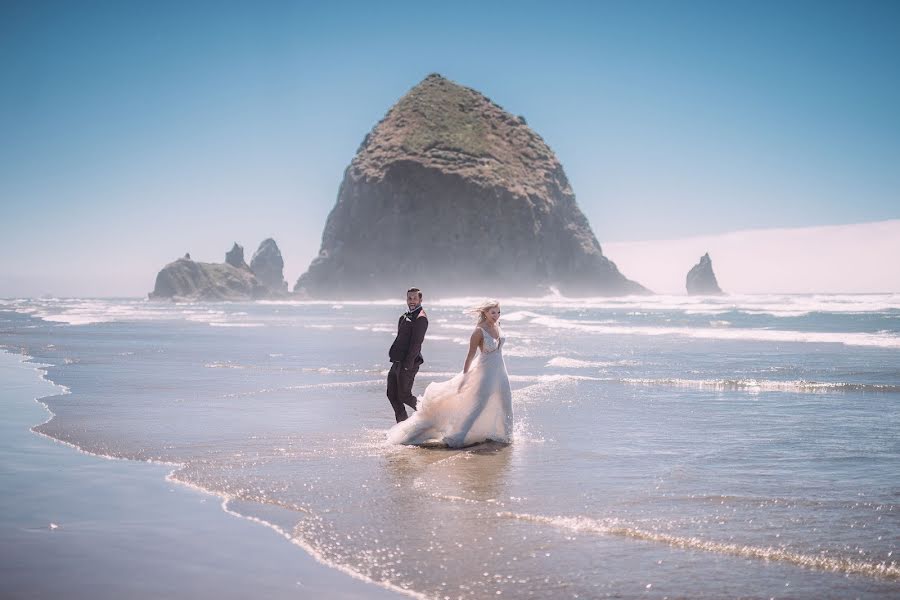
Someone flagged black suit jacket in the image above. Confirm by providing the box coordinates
[388,307,428,370]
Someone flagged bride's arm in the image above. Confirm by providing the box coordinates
[462,328,483,374]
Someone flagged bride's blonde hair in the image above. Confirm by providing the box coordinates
[465,299,500,323]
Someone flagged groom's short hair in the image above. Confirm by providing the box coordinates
[407,287,422,300]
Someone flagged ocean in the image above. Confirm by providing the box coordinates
[1,293,898,599]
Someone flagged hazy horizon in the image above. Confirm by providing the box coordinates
[604,218,900,295]
[1,218,897,299]
[2,1,898,298]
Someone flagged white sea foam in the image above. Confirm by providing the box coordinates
[3,348,426,600]
[417,370,600,386]
[545,357,640,369]
[208,495,429,600]
[5,298,265,327]
[527,314,900,349]
[497,511,900,580]
[222,380,384,398]
[499,310,545,322]
[353,325,396,333]
[422,334,455,341]
[434,293,900,316]
[257,298,400,307]
[615,377,900,394]
[7,294,899,331]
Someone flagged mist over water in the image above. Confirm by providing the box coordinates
[1,295,899,598]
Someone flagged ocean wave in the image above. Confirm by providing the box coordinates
[221,380,384,398]
[8,294,900,330]
[614,377,900,394]
[204,361,248,369]
[256,298,400,306]
[433,293,900,316]
[528,314,900,349]
[8,299,235,326]
[497,511,900,580]
[500,310,545,322]
[352,325,396,333]
[546,357,640,369]
[4,299,284,328]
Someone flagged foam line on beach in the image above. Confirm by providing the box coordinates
[4,350,182,468]
[3,347,422,600]
[613,377,900,394]
[546,357,641,369]
[221,379,385,398]
[3,350,154,464]
[527,314,900,349]
[497,511,900,580]
[159,473,430,600]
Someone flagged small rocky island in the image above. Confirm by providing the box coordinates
[686,252,724,295]
[149,239,289,301]
[295,73,647,298]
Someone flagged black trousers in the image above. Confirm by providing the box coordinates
[387,362,419,423]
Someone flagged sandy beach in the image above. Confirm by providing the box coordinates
[0,349,404,600]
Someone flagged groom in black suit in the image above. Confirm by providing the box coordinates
[387,287,428,422]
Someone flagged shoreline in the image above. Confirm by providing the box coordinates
[2,300,898,599]
[0,347,409,600]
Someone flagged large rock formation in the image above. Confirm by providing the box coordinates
[295,73,647,298]
[150,243,268,301]
[250,238,289,294]
[225,243,249,270]
[686,253,724,295]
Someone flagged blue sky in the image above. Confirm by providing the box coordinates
[1,0,898,296]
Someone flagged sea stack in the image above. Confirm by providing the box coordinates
[295,73,647,298]
[250,238,289,295]
[225,243,249,270]
[149,243,269,301]
[686,253,724,295]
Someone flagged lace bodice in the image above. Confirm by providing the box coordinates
[480,326,504,354]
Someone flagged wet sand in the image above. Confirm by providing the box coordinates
[0,350,405,600]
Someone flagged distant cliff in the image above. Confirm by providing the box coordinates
[686,253,724,295]
[295,73,647,298]
[149,239,288,301]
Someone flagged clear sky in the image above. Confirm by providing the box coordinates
[1,0,898,297]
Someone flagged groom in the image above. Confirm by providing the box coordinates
[387,287,428,422]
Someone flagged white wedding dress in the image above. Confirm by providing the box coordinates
[387,326,513,448]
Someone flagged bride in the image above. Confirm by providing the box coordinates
[387,299,513,448]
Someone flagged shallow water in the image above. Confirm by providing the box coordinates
[1,294,898,598]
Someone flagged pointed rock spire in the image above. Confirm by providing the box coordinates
[250,238,288,294]
[225,243,248,270]
[686,252,724,295]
